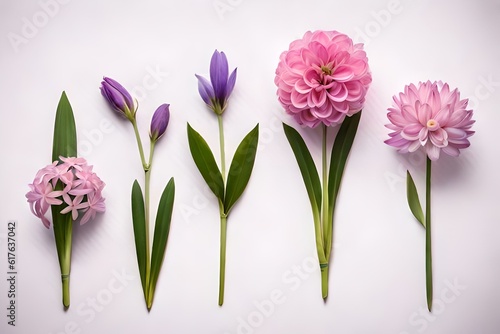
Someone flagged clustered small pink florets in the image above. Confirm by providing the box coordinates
[26,156,106,228]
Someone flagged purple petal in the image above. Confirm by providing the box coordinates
[210,50,229,101]
[226,68,237,97]
[102,77,134,111]
[150,104,170,141]
[195,74,215,105]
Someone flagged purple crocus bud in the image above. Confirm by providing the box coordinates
[195,50,237,115]
[150,104,170,142]
[100,77,136,121]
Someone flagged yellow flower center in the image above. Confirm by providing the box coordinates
[321,65,332,75]
[426,119,439,131]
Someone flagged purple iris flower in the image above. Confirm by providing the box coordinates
[150,104,170,141]
[100,77,136,121]
[195,50,237,115]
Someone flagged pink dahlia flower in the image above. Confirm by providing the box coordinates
[385,81,475,161]
[26,157,106,228]
[275,30,372,127]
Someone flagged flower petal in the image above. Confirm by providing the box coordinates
[195,74,215,106]
[210,50,229,101]
[226,68,237,97]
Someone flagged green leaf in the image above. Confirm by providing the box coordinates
[187,123,225,201]
[224,124,259,215]
[51,91,77,308]
[406,171,425,228]
[328,112,361,211]
[283,123,322,214]
[148,178,175,309]
[52,91,77,162]
[131,180,148,298]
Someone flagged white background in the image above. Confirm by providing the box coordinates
[1,0,499,333]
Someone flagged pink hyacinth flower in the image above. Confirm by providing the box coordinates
[275,30,372,128]
[385,81,475,160]
[26,157,106,227]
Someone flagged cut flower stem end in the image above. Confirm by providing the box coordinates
[62,275,70,309]
[321,265,329,300]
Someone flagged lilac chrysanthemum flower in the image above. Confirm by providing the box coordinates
[26,157,106,228]
[385,81,475,160]
[195,50,237,115]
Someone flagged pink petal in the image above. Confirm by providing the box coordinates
[331,65,354,81]
[426,144,441,161]
[442,145,460,157]
[401,105,418,123]
[416,102,432,125]
[401,124,423,140]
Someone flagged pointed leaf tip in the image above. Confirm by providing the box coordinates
[131,180,148,297]
[283,122,322,214]
[406,171,425,228]
[187,123,225,201]
[148,178,175,308]
[224,124,259,215]
[53,91,77,162]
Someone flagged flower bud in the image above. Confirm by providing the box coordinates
[100,77,136,121]
[150,104,170,142]
[195,50,237,115]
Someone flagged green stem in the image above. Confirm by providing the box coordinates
[62,274,70,309]
[425,157,433,311]
[217,114,227,306]
[218,205,227,306]
[321,124,329,256]
[321,264,328,300]
[217,114,226,183]
[321,124,330,300]
[61,215,72,309]
[132,119,148,169]
[132,119,154,305]
[144,141,155,301]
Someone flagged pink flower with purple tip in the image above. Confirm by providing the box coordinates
[385,81,475,160]
[275,30,372,128]
[26,157,106,227]
[195,50,237,115]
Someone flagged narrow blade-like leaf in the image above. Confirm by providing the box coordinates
[283,123,322,214]
[187,123,225,201]
[325,112,361,260]
[131,180,147,297]
[52,91,77,162]
[51,91,77,308]
[328,112,361,209]
[224,124,259,215]
[148,178,175,309]
[407,171,425,228]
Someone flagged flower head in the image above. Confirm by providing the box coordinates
[26,157,106,228]
[275,30,372,128]
[150,104,170,142]
[195,50,237,115]
[100,77,136,121]
[385,81,475,161]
